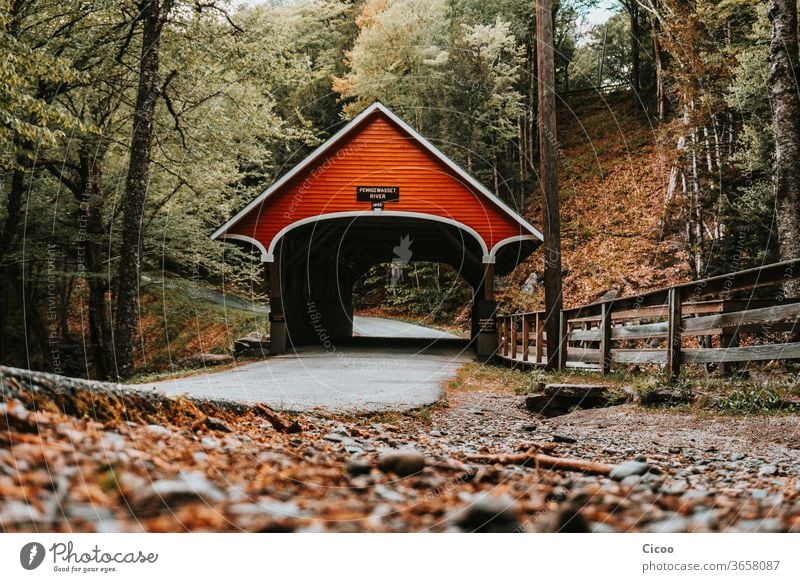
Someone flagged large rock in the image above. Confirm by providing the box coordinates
[376,449,426,477]
[543,384,609,399]
[610,460,652,481]
[525,384,611,417]
[639,387,694,405]
[129,471,225,516]
[183,353,233,368]
[521,272,541,294]
[450,494,521,533]
[234,332,270,358]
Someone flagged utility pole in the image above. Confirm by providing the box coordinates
[536,0,563,369]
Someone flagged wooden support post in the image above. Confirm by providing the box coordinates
[476,261,499,359]
[600,302,612,375]
[503,318,509,357]
[483,262,495,301]
[522,314,530,362]
[558,311,568,370]
[666,287,683,380]
[535,313,544,365]
[511,315,518,360]
[268,259,287,354]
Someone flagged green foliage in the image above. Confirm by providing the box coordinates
[0,0,331,376]
[355,262,472,324]
[0,0,86,169]
[713,383,789,415]
[568,6,654,90]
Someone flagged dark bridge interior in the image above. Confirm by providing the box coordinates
[268,215,538,352]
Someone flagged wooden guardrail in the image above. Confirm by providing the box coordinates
[496,258,800,378]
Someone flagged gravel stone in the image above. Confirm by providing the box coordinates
[610,461,651,481]
[377,449,426,477]
[450,494,520,533]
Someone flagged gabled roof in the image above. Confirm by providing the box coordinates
[211,102,542,242]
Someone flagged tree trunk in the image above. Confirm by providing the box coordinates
[114,0,167,378]
[652,12,666,120]
[629,1,641,97]
[598,24,608,86]
[0,167,26,261]
[493,157,500,196]
[25,272,53,372]
[537,0,563,370]
[529,36,538,167]
[769,0,800,299]
[82,156,113,380]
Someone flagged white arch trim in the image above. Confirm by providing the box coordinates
[488,235,541,262]
[264,210,492,263]
[219,234,270,262]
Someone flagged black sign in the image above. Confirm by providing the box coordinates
[478,317,497,333]
[475,300,498,333]
[356,186,399,203]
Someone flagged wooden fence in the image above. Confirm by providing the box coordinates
[496,259,800,378]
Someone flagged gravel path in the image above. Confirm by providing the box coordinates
[3,366,798,533]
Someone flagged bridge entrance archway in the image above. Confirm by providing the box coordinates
[212,102,542,356]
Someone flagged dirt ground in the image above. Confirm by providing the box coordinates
[1,365,798,533]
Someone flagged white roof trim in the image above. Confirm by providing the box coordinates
[264,210,491,263]
[489,235,540,260]
[219,234,270,261]
[211,101,543,242]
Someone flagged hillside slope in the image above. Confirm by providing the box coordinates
[503,91,690,310]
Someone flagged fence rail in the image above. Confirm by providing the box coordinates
[496,259,800,377]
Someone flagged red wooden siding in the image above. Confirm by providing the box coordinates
[226,111,527,253]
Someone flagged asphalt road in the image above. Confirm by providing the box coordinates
[352,315,461,340]
[138,317,472,413]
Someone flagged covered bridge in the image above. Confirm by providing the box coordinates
[212,102,542,356]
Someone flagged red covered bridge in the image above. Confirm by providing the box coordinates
[212,102,542,355]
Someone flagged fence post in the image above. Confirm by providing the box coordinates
[666,287,683,380]
[719,326,740,376]
[600,302,612,375]
[502,318,509,357]
[558,311,568,370]
[522,314,530,362]
[535,313,544,365]
[510,315,517,360]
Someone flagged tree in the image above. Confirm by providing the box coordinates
[620,0,642,95]
[443,18,524,193]
[333,0,450,122]
[1,0,314,377]
[768,0,800,298]
[114,0,174,378]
